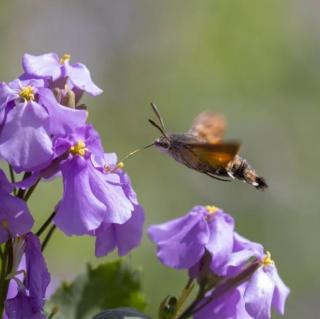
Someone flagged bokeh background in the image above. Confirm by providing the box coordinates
[1,1,319,318]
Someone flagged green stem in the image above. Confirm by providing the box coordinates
[41,225,56,252]
[176,285,206,319]
[36,211,56,237]
[0,240,13,317]
[0,245,4,262]
[23,178,40,202]
[16,172,32,199]
[8,165,16,195]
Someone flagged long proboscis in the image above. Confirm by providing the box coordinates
[120,142,154,163]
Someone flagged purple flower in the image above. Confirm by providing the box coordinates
[0,79,53,171]
[196,235,290,319]
[195,285,252,319]
[0,78,87,171]
[23,53,102,96]
[229,235,290,319]
[94,206,144,257]
[93,153,144,257]
[148,205,234,269]
[5,291,45,319]
[0,170,33,243]
[54,126,134,235]
[5,233,50,319]
[24,233,51,311]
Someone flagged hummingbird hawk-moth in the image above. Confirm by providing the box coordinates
[149,103,268,190]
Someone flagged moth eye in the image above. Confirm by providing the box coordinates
[155,138,170,149]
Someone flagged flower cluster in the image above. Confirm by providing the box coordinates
[0,53,144,318]
[148,205,290,319]
[0,52,290,319]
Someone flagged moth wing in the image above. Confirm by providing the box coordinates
[188,112,226,144]
[189,141,240,167]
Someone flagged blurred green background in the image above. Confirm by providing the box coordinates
[1,1,320,318]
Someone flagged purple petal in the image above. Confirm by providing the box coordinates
[14,172,40,190]
[234,232,264,255]
[95,223,116,257]
[0,191,34,243]
[55,157,106,235]
[6,257,27,310]
[118,170,139,205]
[114,205,144,256]
[269,266,290,315]
[103,152,118,166]
[148,211,209,269]
[244,268,275,319]
[0,102,53,171]
[22,53,61,81]
[206,211,234,271]
[64,62,103,96]
[25,233,50,311]
[56,156,134,235]
[216,250,259,277]
[0,82,18,108]
[195,285,252,319]
[96,172,134,224]
[38,88,87,136]
[5,290,45,319]
[0,169,14,193]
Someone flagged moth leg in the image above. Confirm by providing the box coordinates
[227,171,235,179]
[204,172,231,182]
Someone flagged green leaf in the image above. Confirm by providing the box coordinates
[45,260,146,319]
[92,307,151,319]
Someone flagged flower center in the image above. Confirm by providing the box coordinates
[19,86,35,101]
[261,251,274,267]
[60,53,71,64]
[69,140,88,156]
[205,205,219,215]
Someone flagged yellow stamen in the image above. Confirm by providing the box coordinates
[19,86,35,101]
[116,162,124,169]
[104,161,125,173]
[261,251,274,267]
[60,53,71,64]
[205,205,219,214]
[69,140,88,156]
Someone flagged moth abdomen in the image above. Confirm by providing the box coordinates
[227,155,268,190]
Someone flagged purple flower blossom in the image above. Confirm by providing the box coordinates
[5,291,45,319]
[195,235,290,319]
[94,206,144,257]
[54,126,134,235]
[5,233,50,319]
[0,170,33,243]
[22,53,102,96]
[195,285,252,319]
[24,233,51,311]
[0,79,53,171]
[93,153,144,257]
[148,205,234,269]
[0,78,87,171]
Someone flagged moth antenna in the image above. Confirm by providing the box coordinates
[150,102,167,131]
[148,119,169,138]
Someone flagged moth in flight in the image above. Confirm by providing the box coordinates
[149,103,268,190]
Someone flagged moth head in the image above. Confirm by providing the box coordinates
[154,136,171,152]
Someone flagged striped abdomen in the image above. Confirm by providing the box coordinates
[227,155,268,190]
